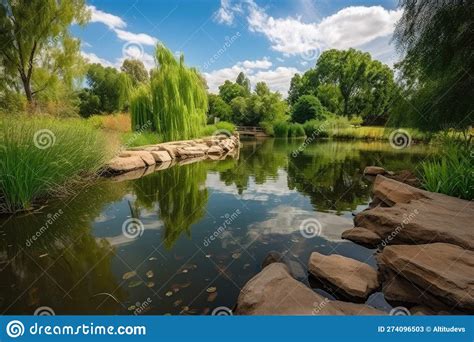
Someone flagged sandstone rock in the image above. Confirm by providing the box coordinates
[341,227,382,248]
[159,145,178,158]
[106,156,146,173]
[235,263,384,315]
[308,252,379,302]
[377,243,474,311]
[354,176,474,250]
[176,147,205,158]
[150,151,172,163]
[120,151,155,166]
[363,166,386,176]
[208,145,224,155]
[386,170,421,188]
[261,251,306,280]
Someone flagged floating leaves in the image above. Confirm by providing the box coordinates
[146,270,154,278]
[122,271,137,280]
[206,287,217,293]
[165,291,174,297]
[128,280,143,288]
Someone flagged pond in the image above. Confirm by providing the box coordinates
[0,139,431,315]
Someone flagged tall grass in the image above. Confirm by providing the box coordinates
[420,136,473,200]
[199,121,236,137]
[0,116,111,212]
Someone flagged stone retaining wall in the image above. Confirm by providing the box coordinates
[104,133,240,175]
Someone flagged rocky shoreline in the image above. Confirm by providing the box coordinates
[234,167,474,315]
[103,133,240,178]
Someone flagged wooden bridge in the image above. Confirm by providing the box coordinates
[236,126,269,138]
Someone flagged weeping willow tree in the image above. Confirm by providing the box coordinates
[130,84,154,130]
[130,44,208,141]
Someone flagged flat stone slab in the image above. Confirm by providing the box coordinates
[341,227,382,248]
[308,252,379,302]
[150,150,172,162]
[377,243,474,311]
[235,263,384,315]
[106,155,146,173]
[354,176,474,250]
[363,166,386,176]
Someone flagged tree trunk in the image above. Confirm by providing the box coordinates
[20,74,33,105]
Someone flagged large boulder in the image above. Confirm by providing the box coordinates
[235,263,384,315]
[377,243,474,311]
[119,151,155,166]
[150,151,172,163]
[354,176,474,250]
[308,252,379,302]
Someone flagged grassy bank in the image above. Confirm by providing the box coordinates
[419,135,473,200]
[0,115,113,213]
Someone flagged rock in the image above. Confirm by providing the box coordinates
[208,145,224,155]
[176,147,205,158]
[377,243,474,311]
[308,252,379,302]
[354,176,474,250]
[120,151,155,166]
[159,145,178,159]
[235,263,384,315]
[261,251,306,280]
[150,151,172,163]
[106,156,146,173]
[341,227,382,248]
[363,166,386,176]
[386,170,421,188]
[261,251,285,268]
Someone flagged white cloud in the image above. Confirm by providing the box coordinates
[81,51,115,68]
[237,57,272,69]
[213,0,243,25]
[203,59,299,95]
[87,5,126,29]
[114,29,158,46]
[216,1,402,65]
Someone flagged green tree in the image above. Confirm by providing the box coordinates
[219,80,247,104]
[391,0,473,130]
[291,95,326,123]
[230,96,249,124]
[0,0,89,106]
[288,74,303,105]
[255,81,270,97]
[236,71,251,95]
[121,59,149,85]
[207,94,232,122]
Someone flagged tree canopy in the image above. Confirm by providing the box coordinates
[121,59,149,85]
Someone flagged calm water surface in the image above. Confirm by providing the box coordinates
[0,139,430,315]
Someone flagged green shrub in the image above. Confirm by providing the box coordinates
[0,116,111,212]
[121,132,162,147]
[291,95,326,123]
[200,121,236,137]
[303,120,329,138]
[273,122,290,138]
[420,137,473,200]
[289,123,306,138]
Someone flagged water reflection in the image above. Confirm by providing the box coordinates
[0,139,429,314]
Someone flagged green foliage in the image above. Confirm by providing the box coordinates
[219,80,247,104]
[121,59,149,85]
[291,95,326,123]
[303,120,329,138]
[273,122,290,138]
[420,136,473,199]
[0,115,110,212]
[288,73,303,106]
[236,72,251,95]
[121,131,161,147]
[130,84,154,131]
[207,94,232,122]
[288,123,306,138]
[130,44,208,142]
[0,0,89,105]
[199,121,236,137]
[392,1,473,131]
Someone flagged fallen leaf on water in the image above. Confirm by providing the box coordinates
[148,257,158,261]
[146,270,154,278]
[146,282,155,288]
[179,282,191,288]
[165,291,173,297]
[122,271,137,280]
[231,253,241,259]
[39,253,49,258]
[205,254,211,258]
[207,292,218,302]
[243,263,250,270]
[173,299,183,307]
[206,287,217,293]
[127,305,136,311]
[128,280,143,288]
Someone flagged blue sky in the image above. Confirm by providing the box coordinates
[73,0,401,95]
